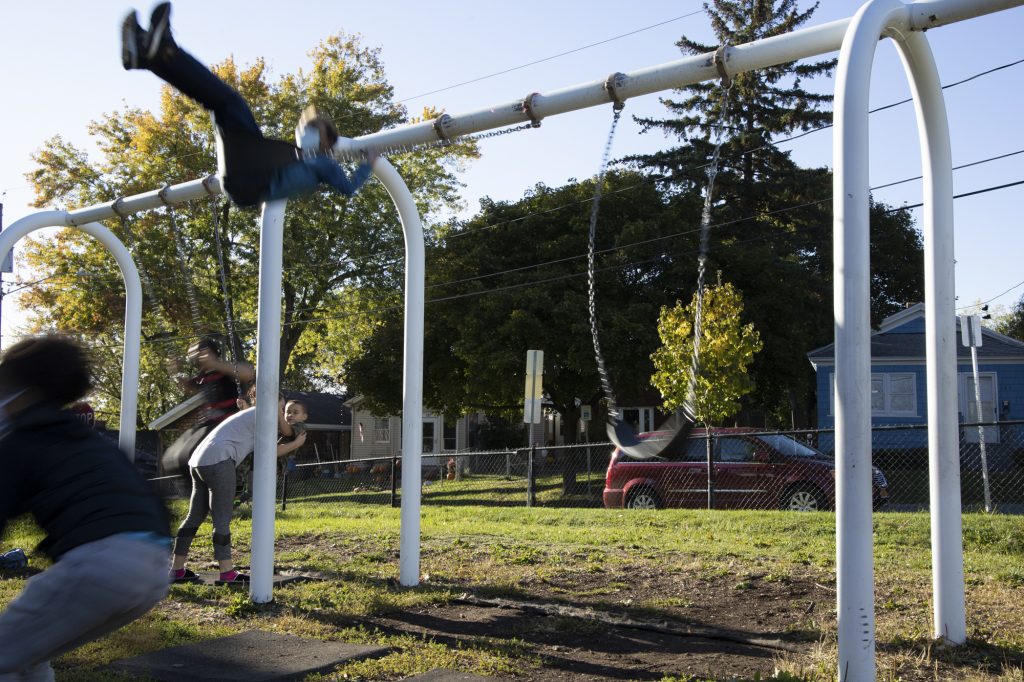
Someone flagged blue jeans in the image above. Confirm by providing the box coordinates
[266,155,373,200]
[0,534,169,681]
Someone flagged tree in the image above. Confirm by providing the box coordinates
[651,279,762,425]
[346,171,680,444]
[996,298,1024,341]
[627,0,924,425]
[21,35,476,426]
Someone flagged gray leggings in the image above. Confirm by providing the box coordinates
[0,533,169,681]
[172,459,237,561]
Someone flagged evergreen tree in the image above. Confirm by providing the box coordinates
[629,0,922,425]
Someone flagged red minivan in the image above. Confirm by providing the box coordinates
[603,428,889,511]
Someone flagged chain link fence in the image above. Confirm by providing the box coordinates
[151,421,1024,514]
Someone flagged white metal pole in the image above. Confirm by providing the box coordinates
[368,156,425,587]
[969,345,992,512]
[833,1,907,679]
[250,198,288,604]
[890,27,967,643]
[0,214,142,458]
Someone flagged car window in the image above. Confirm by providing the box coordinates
[757,434,821,458]
[682,438,708,462]
[716,437,755,463]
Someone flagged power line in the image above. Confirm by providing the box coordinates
[884,179,1024,213]
[390,10,706,106]
[50,173,1024,346]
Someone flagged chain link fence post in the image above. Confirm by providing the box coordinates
[527,446,536,508]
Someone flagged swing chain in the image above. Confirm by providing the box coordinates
[586,105,625,418]
[688,66,736,413]
[160,184,204,338]
[330,122,537,163]
[210,198,242,388]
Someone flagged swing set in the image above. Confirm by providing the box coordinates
[2,1,1020,679]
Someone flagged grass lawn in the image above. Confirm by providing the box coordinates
[2,503,1023,681]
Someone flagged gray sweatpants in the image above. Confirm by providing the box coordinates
[0,533,169,681]
[172,459,237,561]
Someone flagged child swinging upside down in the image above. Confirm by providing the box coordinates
[122,2,377,208]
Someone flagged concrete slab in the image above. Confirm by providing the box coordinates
[404,671,496,681]
[111,630,388,681]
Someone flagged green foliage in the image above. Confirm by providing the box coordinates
[346,171,677,441]
[652,280,762,424]
[996,297,1024,341]
[22,35,476,423]
[626,0,924,425]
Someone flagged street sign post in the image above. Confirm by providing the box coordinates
[523,350,544,424]
[960,314,991,512]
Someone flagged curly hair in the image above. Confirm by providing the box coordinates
[0,336,92,405]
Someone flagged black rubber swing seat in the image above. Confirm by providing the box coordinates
[607,412,695,460]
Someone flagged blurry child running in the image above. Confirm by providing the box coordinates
[0,336,170,682]
[171,392,307,584]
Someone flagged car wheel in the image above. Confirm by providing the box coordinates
[784,486,823,512]
[626,486,661,510]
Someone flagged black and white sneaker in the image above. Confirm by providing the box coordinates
[147,2,173,61]
[121,10,146,70]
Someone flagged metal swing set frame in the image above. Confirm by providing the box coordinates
[2,1,1021,678]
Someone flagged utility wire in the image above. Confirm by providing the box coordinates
[392,11,706,105]
[52,173,1024,347]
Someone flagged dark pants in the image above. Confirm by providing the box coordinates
[147,42,260,138]
[173,459,238,562]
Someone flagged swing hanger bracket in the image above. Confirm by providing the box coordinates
[111,197,129,220]
[604,72,628,112]
[157,183,173,206]
[712,45,732,86]
[432,113,454,144]
[521,93,543,128]
[201,174,220,196]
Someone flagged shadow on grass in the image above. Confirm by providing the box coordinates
[878,634,1024,677]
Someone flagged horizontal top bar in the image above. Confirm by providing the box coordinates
[15,0,1023,226]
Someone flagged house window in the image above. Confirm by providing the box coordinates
[830,372,917,417]
[621,407,655,433]
[373,418,390,443]
[443,421,457,451]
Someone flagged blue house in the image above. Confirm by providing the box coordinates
[806,303,1024,458]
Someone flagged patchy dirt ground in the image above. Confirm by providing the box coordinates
[357,562,830,679]
[366,595,819,681]
[104,530,1024,681]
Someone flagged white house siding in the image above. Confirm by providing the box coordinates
[349,405,476,461]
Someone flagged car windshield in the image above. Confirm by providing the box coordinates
[757,434,822,458]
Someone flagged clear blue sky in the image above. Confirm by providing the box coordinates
[1,0,1022,341]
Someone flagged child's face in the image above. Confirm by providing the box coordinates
[285,402,308,424]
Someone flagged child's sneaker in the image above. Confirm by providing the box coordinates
[170,567,199,584]
[147,2,174,61]
[217,570,250,585]
[120,11,147,70]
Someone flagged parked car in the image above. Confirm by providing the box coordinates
[603,428,889,511]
